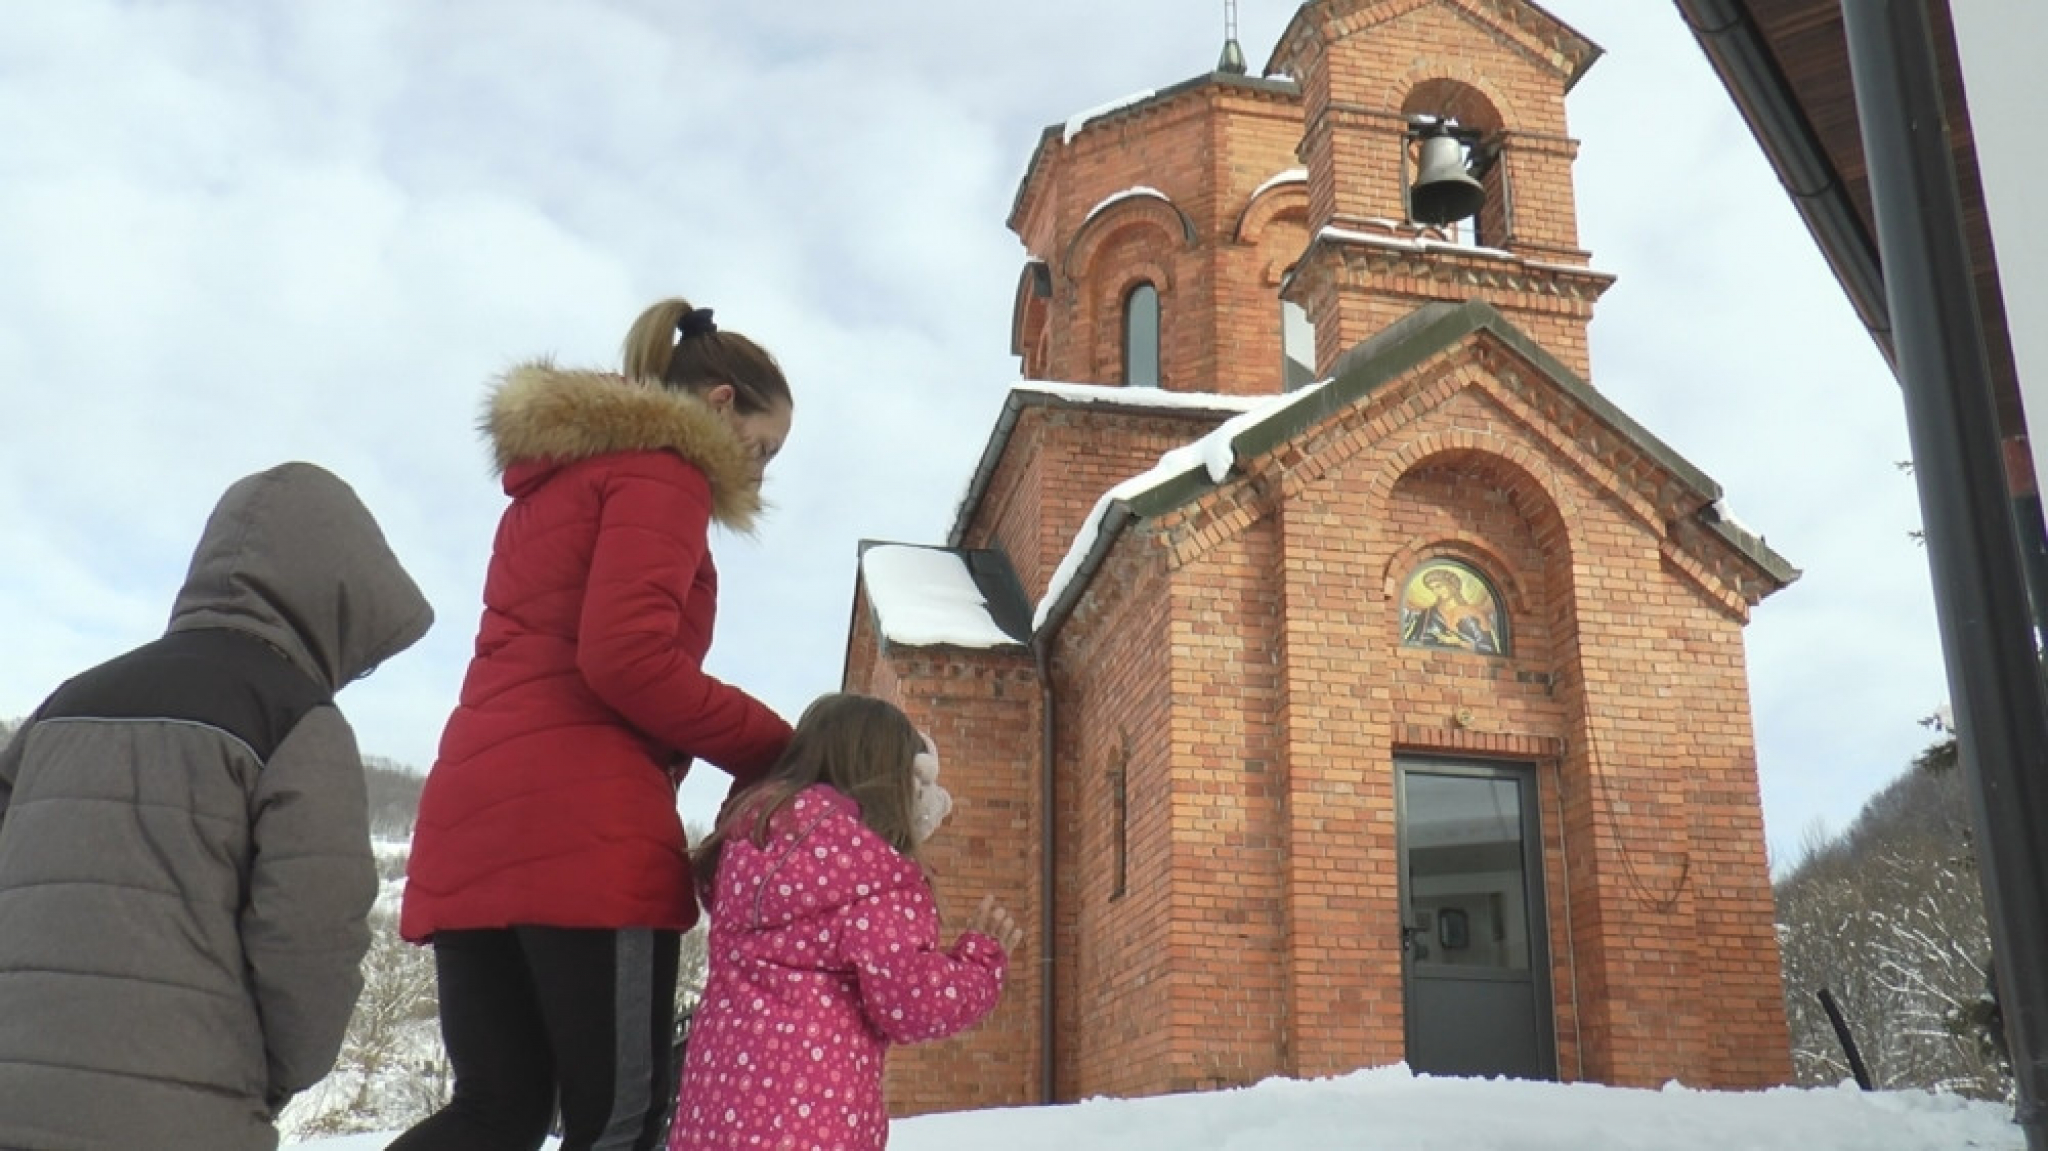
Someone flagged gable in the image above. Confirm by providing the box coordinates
[1035,301,1797,635]
[1266,0,1601,91]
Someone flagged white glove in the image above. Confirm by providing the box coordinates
[911,732,953,844]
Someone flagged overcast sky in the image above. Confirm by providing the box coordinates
[0,1,1954,867]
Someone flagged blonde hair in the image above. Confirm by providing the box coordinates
[621,297,793,415]
[694,693,921,891]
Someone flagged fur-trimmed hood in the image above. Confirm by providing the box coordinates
[483,361,761,531]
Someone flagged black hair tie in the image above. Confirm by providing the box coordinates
[677,307,718,340]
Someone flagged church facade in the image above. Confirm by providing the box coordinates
[841,0,1797,1114]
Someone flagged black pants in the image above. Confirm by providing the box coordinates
[386,926,681,1151]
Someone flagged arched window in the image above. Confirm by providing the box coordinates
[1282,298,1316,390]
[1123,283,1160,387]
[1399,558,1509,655]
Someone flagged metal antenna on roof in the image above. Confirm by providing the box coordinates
[1219,0,1249,74]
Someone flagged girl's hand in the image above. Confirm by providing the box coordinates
[965,894,1024,954]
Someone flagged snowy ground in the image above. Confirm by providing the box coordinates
[289,1063,2022,1150]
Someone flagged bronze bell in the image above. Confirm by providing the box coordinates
[1410,128,1486,225]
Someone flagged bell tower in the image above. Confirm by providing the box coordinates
[1268,0,1614,379]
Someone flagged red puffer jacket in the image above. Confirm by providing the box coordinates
[401,363,792,942]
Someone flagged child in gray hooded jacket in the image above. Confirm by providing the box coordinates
[0,461,434,1151]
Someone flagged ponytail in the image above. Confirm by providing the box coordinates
[622,298,693,382]
[621,297,793,416]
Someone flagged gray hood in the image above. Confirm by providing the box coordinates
[168,462,434,691]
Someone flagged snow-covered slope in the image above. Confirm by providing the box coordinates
[291,1062,2021,1150]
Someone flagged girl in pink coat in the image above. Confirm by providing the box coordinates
[670,693,1021,1150]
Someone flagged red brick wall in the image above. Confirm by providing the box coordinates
[862,341,1790,1111]
[1240,348,1789,1088]
[1160,503,1291,1090]
[967,412,1051,596]
[1002,3,1617,394]
[849,646,1045,1115]
[1034,488,1292,1100]
[842,586,886,696]
[1198,89,1314,393]
[1047,537,1179,1098]
[957,406,1234,604]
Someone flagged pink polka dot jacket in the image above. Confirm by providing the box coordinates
[669,783,1008,1150]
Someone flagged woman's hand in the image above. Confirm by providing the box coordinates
[964,894,1024,954]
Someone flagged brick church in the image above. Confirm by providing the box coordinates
[841,0,1798,1114]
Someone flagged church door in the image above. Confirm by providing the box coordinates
[1396,757,1557,1080]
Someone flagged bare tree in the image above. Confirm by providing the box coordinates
[279,817,715,1137]
[280,904,448,1139]
[1775,729,2010,1102]
[363,756,426,838]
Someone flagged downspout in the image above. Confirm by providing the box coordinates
[1031,632,1058,1105]
[1843,5,2048,1146]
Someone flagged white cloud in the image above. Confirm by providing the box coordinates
[0,1,1950,863]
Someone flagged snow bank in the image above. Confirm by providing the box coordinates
[290,1063,2022,1150]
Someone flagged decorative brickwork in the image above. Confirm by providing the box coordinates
[1012,78,1309,394]
[843,0,1793,1119]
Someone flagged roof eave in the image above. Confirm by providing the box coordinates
[1673,0,1893,358]
[856,540,1036,655]
[948,386,1269,548]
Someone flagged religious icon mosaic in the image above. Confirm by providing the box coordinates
[1399,558,1507,655]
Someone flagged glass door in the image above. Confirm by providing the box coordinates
[1397,758,1555,1080]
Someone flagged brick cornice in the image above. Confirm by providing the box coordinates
[1299,101,1411,142]
[1660,526,1761,618]
[1301,226,1614,308]
[1009,72,1303,238]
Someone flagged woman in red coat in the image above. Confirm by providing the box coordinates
[392,298,795,1151]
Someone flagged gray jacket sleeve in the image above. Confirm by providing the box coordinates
[0,719,30,830]
[240,704,377,1102]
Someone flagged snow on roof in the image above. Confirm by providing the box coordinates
[1082,186,1172,225]
[1711,498,1760,538]
[1249,167,1308,202]
[1063,88,1157,144]
[1034,380,1334,629]
[1522,257,1602,276]
[862,544,1020,649]
[1015,380,1269,413]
